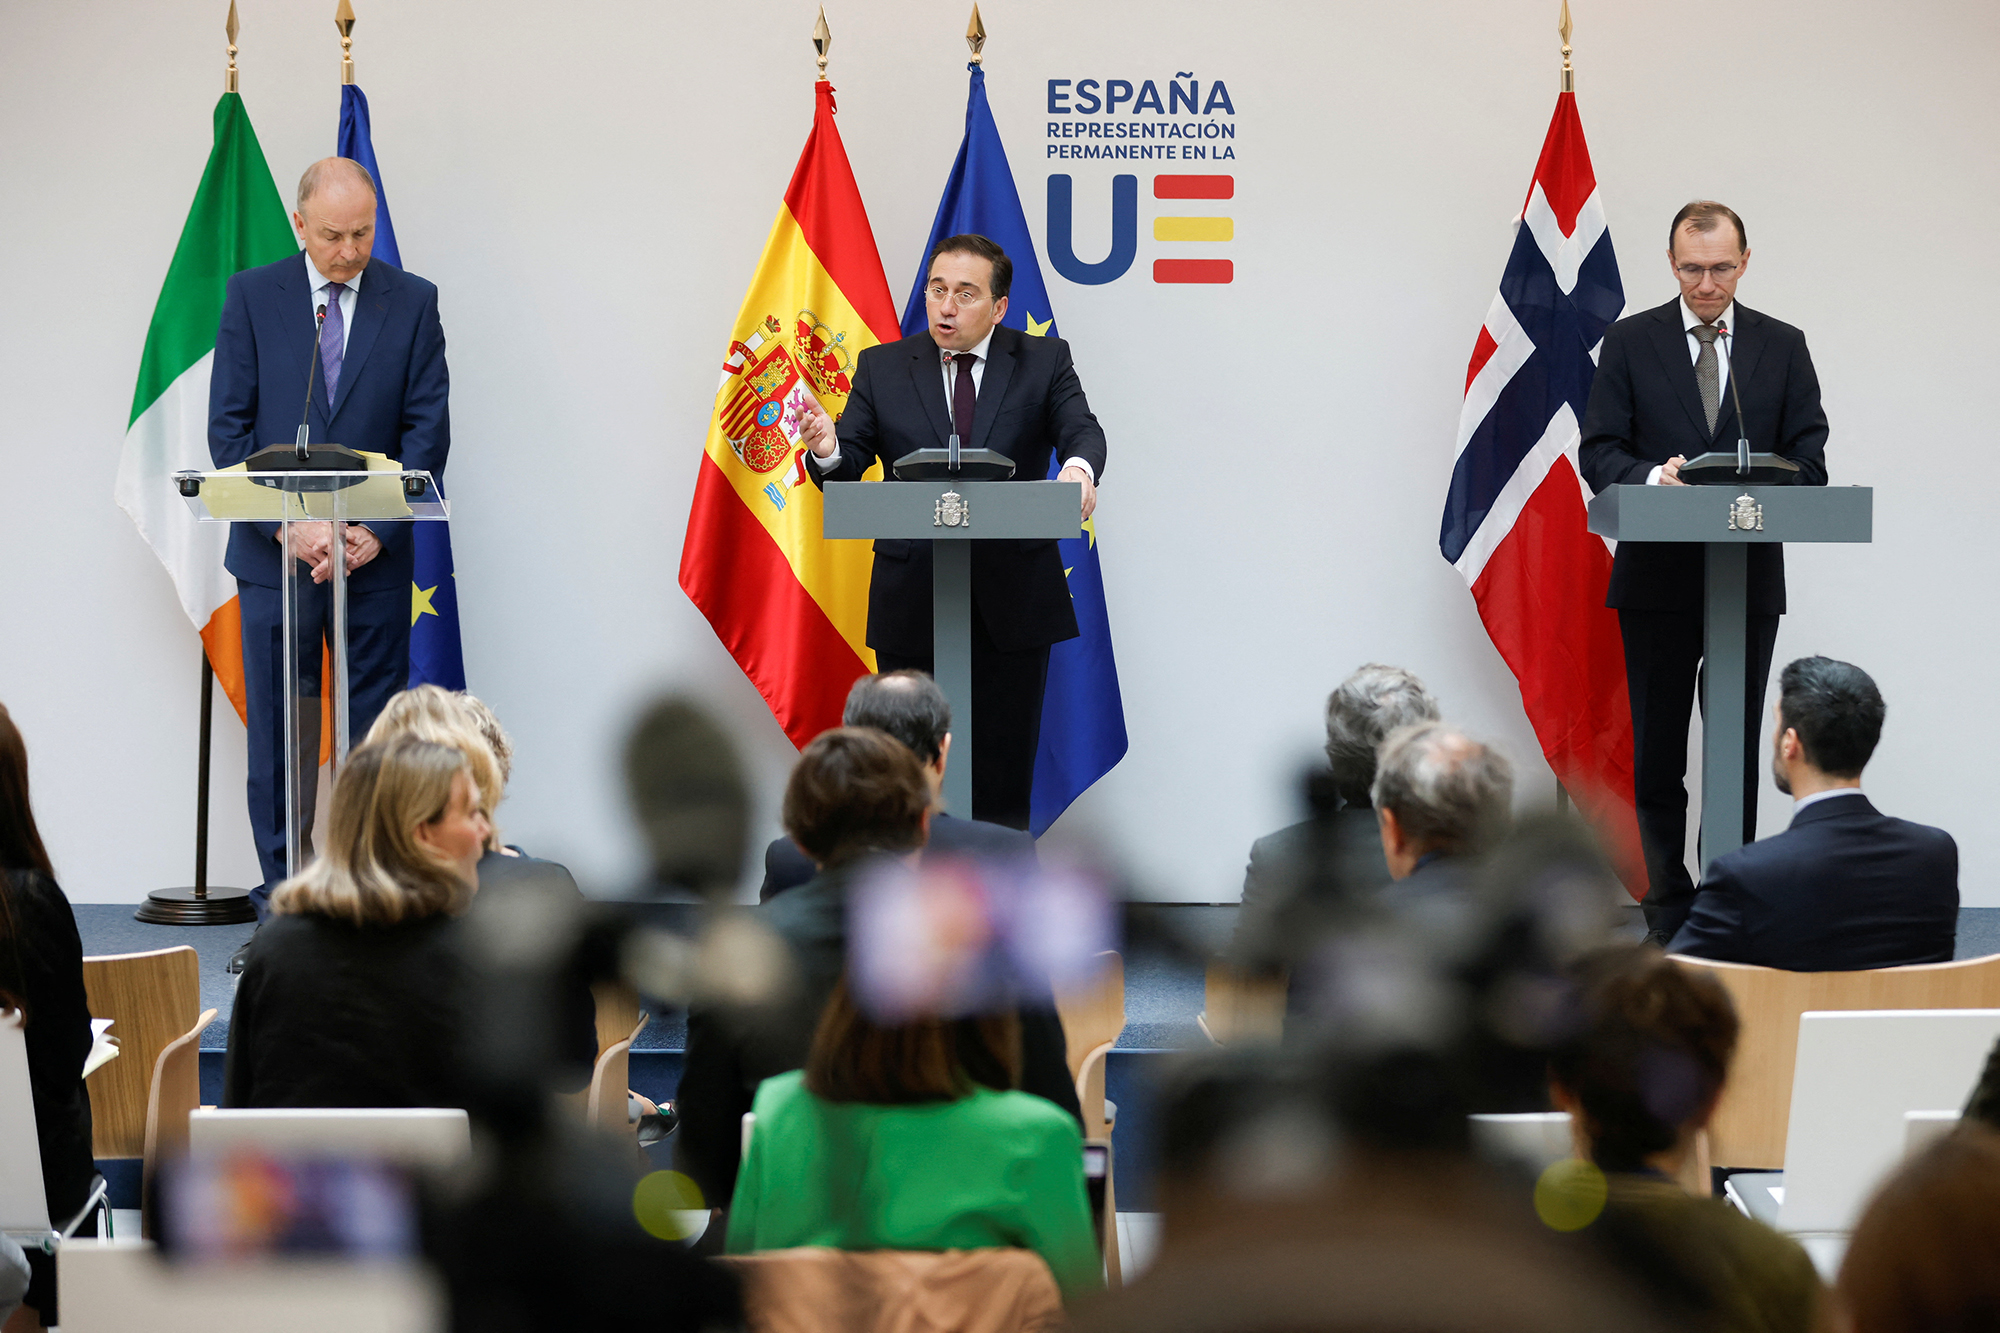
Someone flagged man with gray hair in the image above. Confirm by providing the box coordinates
[210,156,451,928]
[1371,722,1515,887]
[1229,665,1441,971]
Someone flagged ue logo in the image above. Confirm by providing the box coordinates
[1047,174,1234,286]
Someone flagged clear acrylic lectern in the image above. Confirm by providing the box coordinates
[177,464,448,881]
[1588,483,1872,867]
[824,479,1082,817]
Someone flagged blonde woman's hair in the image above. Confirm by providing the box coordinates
[364,685,506,849]
[271,736,476,925]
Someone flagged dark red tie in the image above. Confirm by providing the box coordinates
[950,352,977,442]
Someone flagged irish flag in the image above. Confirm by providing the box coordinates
[115,92,296,718]
[679,81,899,746]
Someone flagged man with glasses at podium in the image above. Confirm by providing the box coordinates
[1579,201,1828,944]
[796,235,1107,831]
[208,157,451,929]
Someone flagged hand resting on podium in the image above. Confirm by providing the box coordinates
[277,520,384,583]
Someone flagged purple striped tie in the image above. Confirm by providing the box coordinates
[319,286,345,404]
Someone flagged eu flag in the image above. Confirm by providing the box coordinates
[900,65,1127,835]
[338,84,468,691]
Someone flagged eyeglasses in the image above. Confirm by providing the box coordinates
[926,284,989,306]
[1675,263,1741,281]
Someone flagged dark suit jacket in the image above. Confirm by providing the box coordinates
[1578,299,1827,614]
[675,860,1082,1205]
[809,325,1109,655]
[759,812,1038,901]
[1667,794,1958,969]
[1227,807,1393,976]
[208,252,450,592]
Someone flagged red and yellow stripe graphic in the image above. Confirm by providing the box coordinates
[679,81,901,748]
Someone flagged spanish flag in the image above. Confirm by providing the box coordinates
[680,81,900,746]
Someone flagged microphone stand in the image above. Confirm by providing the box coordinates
[1717,319,1751,478]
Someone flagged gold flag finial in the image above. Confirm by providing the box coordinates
[1558,0,1574,92]
[225,0,240,93]
[336,0,357,85]
[813,6,832,79]
[967,4,986,66]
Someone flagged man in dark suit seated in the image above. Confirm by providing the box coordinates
[1228,664,1440,974]
[1669,657,1958,969]
[761,670,1034,901]
[675,728,1080,1208]
[1370,722,1515,917]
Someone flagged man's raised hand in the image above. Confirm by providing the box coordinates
[799,395,838,460]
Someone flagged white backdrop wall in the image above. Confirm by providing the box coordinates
[3,1,1996,905]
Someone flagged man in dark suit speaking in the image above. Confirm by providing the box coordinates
[1580,201,1828,943]
[1669,657,1958,969]
[209,157,450,915]
[798,234,1108,830]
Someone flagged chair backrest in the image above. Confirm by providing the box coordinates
[1469,1112,1574,1175]
[1198,960,1285,1047]
[586,1012,649,1133]
[1904,1109,1961,1158]
[82,947,201,1157]
[187,1107,472,1167]
[1778,1009,2000,1234]
[1669,953,2000,1168]
[723,1246,1063,1333]
[592,981,643,1064]
[0,1009,51,1233]
[1052,951,1125,1084]
[141,1007,218,1212]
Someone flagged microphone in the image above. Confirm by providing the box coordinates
[1716,319,1751,476]
[296,302,327,462]
[946,431,962,476]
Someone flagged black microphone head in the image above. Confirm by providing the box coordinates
[316,303,327,321]
[622,696,750,900]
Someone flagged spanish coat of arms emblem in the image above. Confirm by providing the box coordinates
[1727,493,1764,532]
[934,490,968,528]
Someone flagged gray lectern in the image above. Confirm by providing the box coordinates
[824,480,1082,817]
[1588,484,1872,868]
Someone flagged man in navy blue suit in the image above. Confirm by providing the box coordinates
[1669,657,1957,969]
[797,235,1108,830]
[209,158,450,918]
[760,670,1034,899]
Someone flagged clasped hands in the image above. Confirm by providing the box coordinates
[280,522,382,583]
[796,397,1097,521]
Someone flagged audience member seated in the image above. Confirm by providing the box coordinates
[1668,656,1958,968]
[1548,945,1822,1332]
[224,735,491,1108]
[1371,721,1514,907]
[363,685,599,1086]
[0,703,97,1329]
[676,728,1080,1207]
[726,978,1100,1299]
[761,670,1034,901]
[1835,1123,2000,1333]
[1228,663,1440,974]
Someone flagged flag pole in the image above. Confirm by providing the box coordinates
[1559,0,1574,92]
[337,0,357,83]
[137,4,263,927]
[966,4,985,64]
[813,6,831,79]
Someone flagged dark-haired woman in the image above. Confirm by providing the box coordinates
[1548,946,1822,1333]
[726,979,1101,1299]
[0,703,96,1328]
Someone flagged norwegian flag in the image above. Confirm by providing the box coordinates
[1439,92,1645,896]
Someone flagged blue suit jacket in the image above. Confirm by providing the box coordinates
[758,811,1036,902]
[1668,794,1958,971]
[208,252,450,592]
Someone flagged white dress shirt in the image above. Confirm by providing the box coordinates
[1792,786,1865,815]
[302,254,360,356]
[1647,297,1737,485]
[814,327,1097,482]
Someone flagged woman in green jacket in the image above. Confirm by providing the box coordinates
[726,979,1102,1299]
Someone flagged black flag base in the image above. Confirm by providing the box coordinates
[136,886,257,926]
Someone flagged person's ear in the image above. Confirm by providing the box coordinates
[935,732,952,775]
[1378,806,1404,858]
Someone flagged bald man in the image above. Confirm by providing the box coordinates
[209,157,451,922]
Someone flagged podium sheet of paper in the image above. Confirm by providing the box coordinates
[197,451,413,522]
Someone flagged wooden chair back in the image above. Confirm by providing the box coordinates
[82,947,201,1157]
[1052,951,1125,1287]
[141,1007,217,1224]
[1197,960,1285,1047]
[587,1012,650,1133]
[724,1246,1063,1333]
[1670,952,2000,1168]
